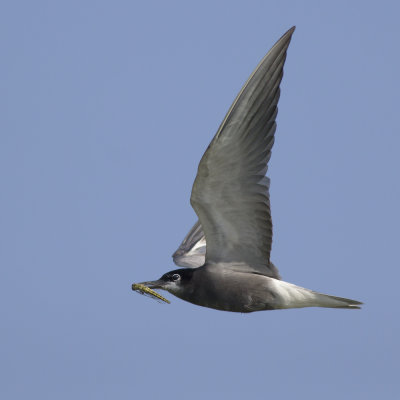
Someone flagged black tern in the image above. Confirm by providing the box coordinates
[134,26,362,312]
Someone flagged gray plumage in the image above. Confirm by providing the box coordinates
[172,220,205,268]
[135,26,362,312]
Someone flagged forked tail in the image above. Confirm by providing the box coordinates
[312,291,363,309]
[271,279,363,309]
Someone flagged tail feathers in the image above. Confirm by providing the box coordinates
[270,279,362,310]
[312,291,363,309]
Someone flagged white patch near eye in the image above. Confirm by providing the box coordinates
[172,274,181,281]
[163,281,182,295]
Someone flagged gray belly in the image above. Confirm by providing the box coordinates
[175,267,278,313]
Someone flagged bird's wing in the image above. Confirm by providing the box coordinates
[172,220,206,268]
[190,27,294,277]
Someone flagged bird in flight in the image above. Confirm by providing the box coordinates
[134,26,362,312]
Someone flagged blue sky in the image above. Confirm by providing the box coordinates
[1,1,399,399]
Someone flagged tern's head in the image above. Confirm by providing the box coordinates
[138,268,194,295]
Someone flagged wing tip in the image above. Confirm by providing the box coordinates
[277,26,296,47]
[284,26,296,37]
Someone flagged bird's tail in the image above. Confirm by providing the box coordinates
[310,290,363,309]
[271,279,362,309]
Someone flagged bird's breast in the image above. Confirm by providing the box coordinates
[176,266,277,312]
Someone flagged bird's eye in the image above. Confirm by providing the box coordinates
[172,274,180,282]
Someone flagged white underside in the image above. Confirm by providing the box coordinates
[269,279,349,309]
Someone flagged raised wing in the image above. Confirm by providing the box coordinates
[190,27,295,277]
[172,220,206,268]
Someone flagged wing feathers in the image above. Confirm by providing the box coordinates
[172,27,295,278]
[190,27,295,277]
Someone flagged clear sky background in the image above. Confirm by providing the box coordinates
[1,1,399,399]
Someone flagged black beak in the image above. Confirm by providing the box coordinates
[133,280,165,290]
